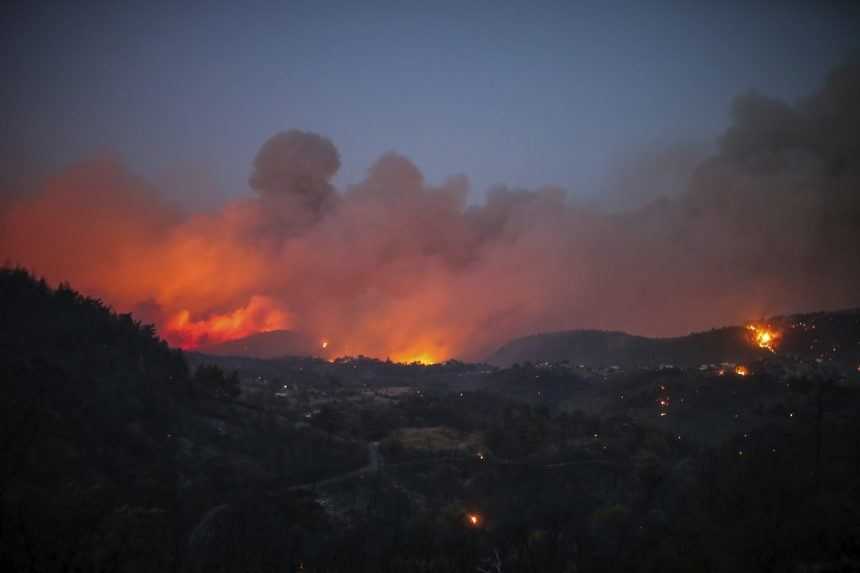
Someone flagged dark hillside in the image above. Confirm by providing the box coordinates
[196,329,315,359]
[488,309,860,370]
[0,269,363,572]
[3,268,860,572]
[488,326,768,367]
[0,268,186,571]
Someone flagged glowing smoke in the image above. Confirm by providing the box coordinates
[2,64,859,361]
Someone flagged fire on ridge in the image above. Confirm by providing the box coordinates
[746,324,781,353]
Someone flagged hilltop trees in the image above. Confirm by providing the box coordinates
[0,268,185,571]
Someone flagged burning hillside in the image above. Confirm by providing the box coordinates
[746,324,781,353]
[163,296,291,350]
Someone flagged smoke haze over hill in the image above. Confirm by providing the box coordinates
[2,64,859,361]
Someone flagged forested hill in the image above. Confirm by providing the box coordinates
[0,267,189,382]
[0,267,188,571]
[0,268,362,572]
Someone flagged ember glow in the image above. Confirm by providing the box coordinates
[162,296,290,349]
[391,351,440,365]
[735,365,749,377]
[747,324,781,353]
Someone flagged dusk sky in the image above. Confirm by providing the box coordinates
[4,1,859,204]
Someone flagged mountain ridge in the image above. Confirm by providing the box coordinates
[195,328,315,359]
[487,309,860,368]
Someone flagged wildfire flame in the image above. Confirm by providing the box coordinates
[391,351,439,365]
[746,324,780,352]
[735,365,749,376]
[466,513,480,526]
[162,295,290,349]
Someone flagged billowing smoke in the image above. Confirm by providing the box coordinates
[2,64,859,361]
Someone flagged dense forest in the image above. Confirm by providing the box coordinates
[2,268,859,572]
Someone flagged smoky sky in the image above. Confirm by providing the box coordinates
[2,61,860,361]
[1,2,859,361]
[2,0,860,204]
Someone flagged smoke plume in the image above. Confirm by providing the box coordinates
[2,64,859,362]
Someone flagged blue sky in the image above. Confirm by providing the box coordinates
[3,0,859,204]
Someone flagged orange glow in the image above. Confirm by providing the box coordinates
[391,351,439,365]
[746,324,781,352]
[735,365,749,376]
[5,142,859,367]
[162,295,290,349]
[466,513,480,526]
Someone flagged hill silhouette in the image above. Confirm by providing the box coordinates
[0,267,187,571]
[0,269,360,572]
[196,329,314,358]
[488,309,860,369]
[488,326,766,367]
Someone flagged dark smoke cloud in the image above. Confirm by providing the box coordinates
[345,152,428,209]
[2,62,859,360]
[680,60,860,303]
[250,130,340,215]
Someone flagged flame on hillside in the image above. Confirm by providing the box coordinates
[163,295,290,349]
[391,352,439,366]
[391,350,440,365]
[746,324,781,352]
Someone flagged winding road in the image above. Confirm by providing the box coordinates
[288,441,383,491]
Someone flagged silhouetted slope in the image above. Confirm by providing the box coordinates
[488,309,860,368]
[488,326,766,367]
[0,268,365,572]
[196,329,314,358]
[0,267,188,571]
[768,309,860,369]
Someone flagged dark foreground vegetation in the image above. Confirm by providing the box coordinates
[2,268,860,572]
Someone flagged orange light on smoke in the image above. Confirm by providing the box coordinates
[162,295,290,349]
[391,350,439,365]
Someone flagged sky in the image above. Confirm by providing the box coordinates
[3,0,859,205]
